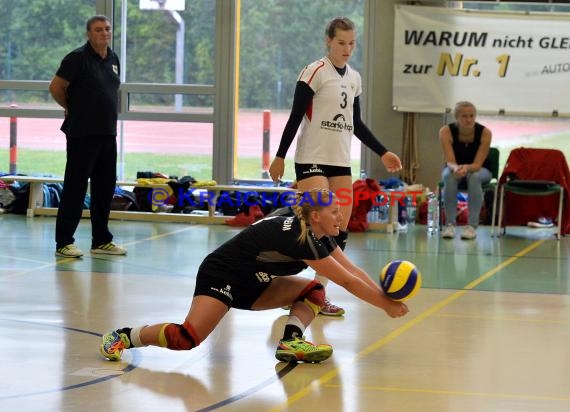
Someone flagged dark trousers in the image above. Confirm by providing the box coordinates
[55,135,117,249]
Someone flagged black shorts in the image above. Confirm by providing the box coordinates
[193,267,273,310]
[295,163,352,182]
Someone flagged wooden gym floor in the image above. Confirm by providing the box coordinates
[1,214,569,412]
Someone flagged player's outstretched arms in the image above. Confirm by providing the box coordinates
[305,256,409,318]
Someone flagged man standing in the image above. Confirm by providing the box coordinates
[49,15,126,258]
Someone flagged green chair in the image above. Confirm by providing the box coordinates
[438,147,500,230]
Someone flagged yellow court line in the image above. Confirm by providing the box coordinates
[323,384,570,402]
[462,239,545,290]
[270,239,546,411]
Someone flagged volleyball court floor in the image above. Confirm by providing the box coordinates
[1,214,569,411]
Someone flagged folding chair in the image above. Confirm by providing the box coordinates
[496,180,563,239]
[493,148,569,239]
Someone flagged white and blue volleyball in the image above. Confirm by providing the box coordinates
[379,260,422,302]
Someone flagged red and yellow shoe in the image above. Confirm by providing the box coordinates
[319,299,345,316]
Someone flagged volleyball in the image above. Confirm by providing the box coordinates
[379,260,422,302]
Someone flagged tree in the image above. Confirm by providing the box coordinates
[0,0,364,109]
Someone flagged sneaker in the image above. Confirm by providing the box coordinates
[91,242,127,255]
[100,330,131,361]
[275,336,333,363]
[528,217,554,228]
[442,224,456,239]
[319,299,345,316]
[55,244,84,258]
[538,217,554,226]
[461,225,477,240]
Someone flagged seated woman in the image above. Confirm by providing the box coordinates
[439,101,492,240]
[100,189,409,364]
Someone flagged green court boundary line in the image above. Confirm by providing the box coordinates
[269,239,547,411]
[3,225,195,278]
[436,312,570,325]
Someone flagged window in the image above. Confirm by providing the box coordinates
[0,0,97,176]
[0,0,217,181]
[112,0,216,180]
[235,0,366,181]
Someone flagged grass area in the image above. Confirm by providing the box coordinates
[0,149,212,180]
[0,149,360,182]
[2,131,567,183]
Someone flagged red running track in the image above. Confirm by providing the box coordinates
[1,112,569,157]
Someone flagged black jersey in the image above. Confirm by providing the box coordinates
[201,215,337,280]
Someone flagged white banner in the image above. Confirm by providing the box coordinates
[393,5,570,115]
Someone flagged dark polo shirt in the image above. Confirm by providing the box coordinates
[56,41,120,138]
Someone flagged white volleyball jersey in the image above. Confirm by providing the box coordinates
[294,57,362,167]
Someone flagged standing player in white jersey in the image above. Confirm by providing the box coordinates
[269,17,402,316]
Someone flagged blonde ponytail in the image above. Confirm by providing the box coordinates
[292,189,336,243]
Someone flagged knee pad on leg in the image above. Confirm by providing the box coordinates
[334,230,348,251]
[295,280,326,317]
[158,321,201,350]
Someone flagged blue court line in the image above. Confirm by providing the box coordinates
[196,362,298,412]
[0,318,299,410]
[0,319,141,400]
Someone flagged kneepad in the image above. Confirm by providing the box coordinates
[158,320,201,350]
[295,280,326,317]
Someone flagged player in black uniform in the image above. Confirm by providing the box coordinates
[100,189,409,364]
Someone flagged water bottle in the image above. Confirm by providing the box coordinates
[407,196,416,225]
[390,193,399,226]
[398,195,408,225]
[360,169,367,180]
[377,194,389,223]
[367,205,376,224]
[427,192,439,234]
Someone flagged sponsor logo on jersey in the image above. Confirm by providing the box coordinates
[321,113,353,132]
[255,271,273,283]
[304,164,324,175]
[210,284,233,300]
[282,216,294,231]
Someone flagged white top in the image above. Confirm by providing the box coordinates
[293,57,362,167]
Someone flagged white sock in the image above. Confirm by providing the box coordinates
[314,273,329,288]
[130,325,148,347]
[286,315,306,332]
